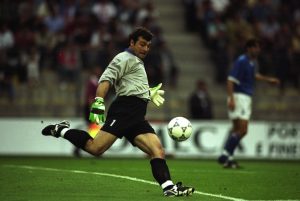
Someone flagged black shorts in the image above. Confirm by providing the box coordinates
[101,96,155,145]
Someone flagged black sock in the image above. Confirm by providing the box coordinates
[63,129,92,149]
[150,158,171,186]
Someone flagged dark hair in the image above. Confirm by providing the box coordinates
[129,27,153,43]
[244,38,260,49]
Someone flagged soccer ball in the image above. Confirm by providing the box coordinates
[167,117,193,141]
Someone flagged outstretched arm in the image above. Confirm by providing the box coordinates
[255,73,280,85]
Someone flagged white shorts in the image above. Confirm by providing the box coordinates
[228,93,252,120]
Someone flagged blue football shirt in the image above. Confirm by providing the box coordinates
[228,54,256,96]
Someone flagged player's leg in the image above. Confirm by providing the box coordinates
[237,119,248,138]
[223,94,251,168]
[226,119,247,154]
[134,133,194,197]
[218,119,246,167]
[218,119,241,163]
[224,119,248,165]
[84,130,118,156]
[134,133,171,189]
[225,119,248,168]
[42,120,118,156]
[134,133,165,158]
[218,94,251,168]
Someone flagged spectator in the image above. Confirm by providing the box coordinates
[157,40,179,88]
[34,24,53,69]
[43,3,65,34]
[14,26,35,51]
[0,0,171,118]
[57,39,81,87]
[144,45,163,86]
[25,47,40,87]
[91,0,117,24]
[182,0,199,32]
[0,23,15,97]
[0,23,14,50]
[188,80,213,119]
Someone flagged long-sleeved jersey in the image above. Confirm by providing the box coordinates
[99,49,150,100]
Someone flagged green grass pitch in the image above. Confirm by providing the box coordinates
[1,157,299,201]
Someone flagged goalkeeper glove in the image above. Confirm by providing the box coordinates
[89,97,106,124]
[150,83,165,107]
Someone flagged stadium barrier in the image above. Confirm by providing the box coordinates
[0,118,299,159]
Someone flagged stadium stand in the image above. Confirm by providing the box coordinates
[181,0,300,121]
[0,0,299,121]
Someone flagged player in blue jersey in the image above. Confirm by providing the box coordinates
[218,39,280,168]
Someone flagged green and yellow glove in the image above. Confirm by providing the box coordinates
[89,97,106,124]
[150,83,165,107]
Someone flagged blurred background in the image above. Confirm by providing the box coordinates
[0,0,299,159]
[1,3,299,200]
[0,0,300,121]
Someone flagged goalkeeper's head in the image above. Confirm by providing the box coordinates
[128,27,153,59]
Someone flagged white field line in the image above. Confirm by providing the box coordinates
[2,165,299,201]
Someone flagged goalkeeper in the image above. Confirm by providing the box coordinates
[42,27,194,197]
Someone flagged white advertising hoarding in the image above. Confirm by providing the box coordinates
[0,118,299,159]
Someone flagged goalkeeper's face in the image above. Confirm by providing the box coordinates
[130,37,151,59]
